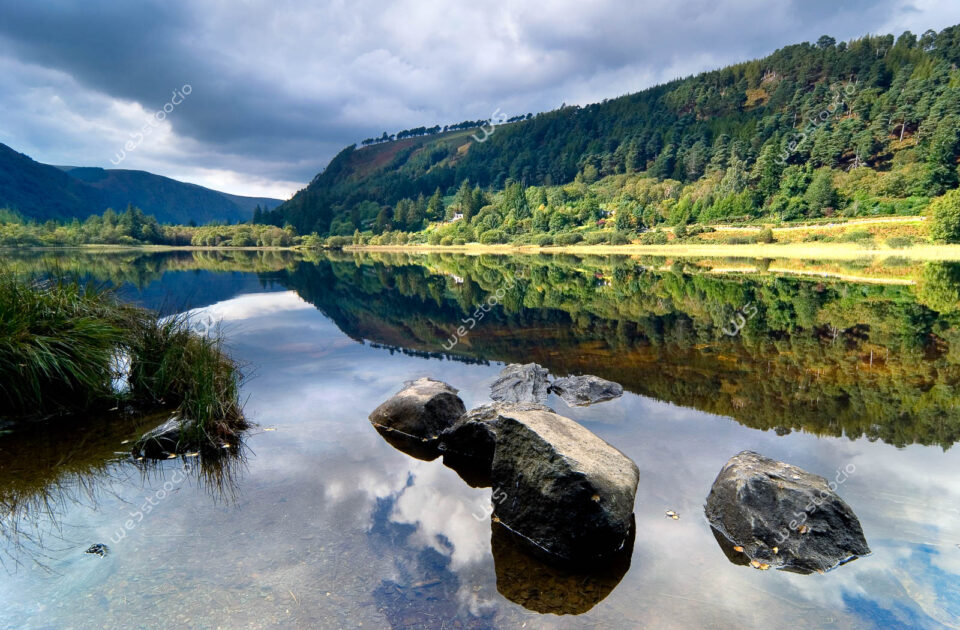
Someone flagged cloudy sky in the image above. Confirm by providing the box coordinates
[1,0,959,199]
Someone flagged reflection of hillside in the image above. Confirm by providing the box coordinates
[277,254,960,449]
[6,250,297,313]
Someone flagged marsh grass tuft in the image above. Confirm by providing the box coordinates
[0,271,246,447]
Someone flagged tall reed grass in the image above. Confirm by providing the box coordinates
[0,273,246,445]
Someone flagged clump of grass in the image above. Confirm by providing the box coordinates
[0,274,131,416]
[0,272,246,448]
[126,314,247,444]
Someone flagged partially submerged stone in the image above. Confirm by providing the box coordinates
[705,451,870,574]
[472,404,639,563]
[549,374,623,407]
[368,378,466,442]
[490,363,550,404]
[133,415,197,459]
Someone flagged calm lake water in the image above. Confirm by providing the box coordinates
[2,249,960,629]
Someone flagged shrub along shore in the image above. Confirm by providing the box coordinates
[0,273,246,447]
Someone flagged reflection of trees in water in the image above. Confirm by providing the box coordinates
[0,412,246,570]
[279,253,960,448]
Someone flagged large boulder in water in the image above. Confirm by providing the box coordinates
[705,451,870,574]
[549,374,623,407]
[445,403,639,563]
[369,378,466,442]
[490,363,550,404]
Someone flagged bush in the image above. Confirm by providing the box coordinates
[885,236,916,248]
[757,227,775,243]
[838,229,873,242]
[930,190,960,243]
[440,236,454,246]
[674,224,688,239]
[609,232,632,245]
[479,230,507,244]
[640,230,669,245]
[536,234,555,246]
[554,232,584,245]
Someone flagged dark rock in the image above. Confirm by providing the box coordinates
[705,451,870,574]
[368,378,466,442]
[482,404,639,563]
[85,543,109,558]
[439,402,551,488]
[491,519,633,615]
[490,363,550,404]
[439,402,551,467]
[549,374,623,407]
[133,416,197,459]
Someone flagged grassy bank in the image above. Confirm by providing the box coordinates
[0,274,246,446]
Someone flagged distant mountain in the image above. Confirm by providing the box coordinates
[0,142,283,224]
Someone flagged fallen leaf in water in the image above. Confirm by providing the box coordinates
[166,454,177,459]
[750,560,761,568]
[591,494,601,502]
[120,440,131,445]
[184,452,199,458]
[734,546,744,553]
[798,525,809,534]
[772,546,779,554]
[263,428,277,432]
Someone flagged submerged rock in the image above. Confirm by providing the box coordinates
[85,543,109,558]
[464,403,639,563]
[489,363,550,404]
[368,378,466,442]
[549,374,624,407]
[705,451,870,574]
[491,519,634,615]
[133,416,197,459]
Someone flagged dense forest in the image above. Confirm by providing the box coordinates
[264,25,960,246]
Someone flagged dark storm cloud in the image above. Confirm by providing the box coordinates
[0,0,957,197]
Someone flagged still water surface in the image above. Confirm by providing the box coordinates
[1,250,959,629]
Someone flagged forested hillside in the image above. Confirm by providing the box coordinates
[268,25,960,243]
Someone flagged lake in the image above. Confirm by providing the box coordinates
[1,249,959,629]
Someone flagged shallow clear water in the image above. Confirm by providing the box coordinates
[1,251,960,629]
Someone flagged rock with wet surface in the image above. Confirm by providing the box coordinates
[705,451,870,574]
[465,403,639,564]
[368,378,466,442]
[549,374,624,407]
[133,416,197,459]
[85,543,109,558]
[490,363,550,404]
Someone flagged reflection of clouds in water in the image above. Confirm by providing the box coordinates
[389,462,491,569]
[187,291,314,322]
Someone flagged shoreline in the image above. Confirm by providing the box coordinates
[345,241,960,261]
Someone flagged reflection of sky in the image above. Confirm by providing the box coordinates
[2,281,960,629]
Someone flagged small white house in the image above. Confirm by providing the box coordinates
[450,213,464,222]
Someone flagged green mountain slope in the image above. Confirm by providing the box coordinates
[270,25,960,238]
[0,142,282,224]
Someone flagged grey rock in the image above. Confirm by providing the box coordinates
[134,416,197,459]
[549,375,624,407]
[85,543,109,558]
[447,403,639,563]
[369,378,466,442]
[705,451,870,574]
[490,363,550,404]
